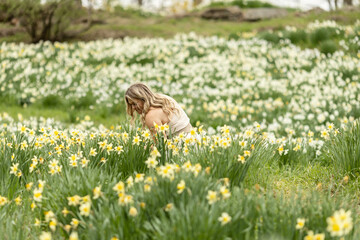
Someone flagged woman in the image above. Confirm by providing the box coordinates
[125,83,192,137]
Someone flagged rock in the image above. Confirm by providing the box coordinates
[341,5,359,11]
[295,7,325,17]
[242,8,288,21]
[200,7,288,22]
[306,7,325,14]
[0,27,23,37]
[201,6,243,21]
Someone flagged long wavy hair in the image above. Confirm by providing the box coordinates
[125,83,179,127]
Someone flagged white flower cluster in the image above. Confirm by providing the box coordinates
[306,20,342,32]
[0,21,359,139]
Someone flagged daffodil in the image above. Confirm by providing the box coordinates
[132,135,142,145]
[296,218,305,230]
[113,181,125,194]
[218,212,231,226]
[145,156,158,168]
[44,211,55,222]
[69,232,79,240]
[33,188,43,202]
[68,195,81,206]
[79,202,91,217]
[34,218,41,227]
[327,209,353,237]
[39,232,52,240]
[62,207,70,217]
[89,148,97,156]
[0,195,8,206]
[135,173,144,183]
[10,163,19,175]
[165,203,173,212]
[206,190,218,204]
[14,196,21,206]
[115,145,124,154]
[93,186,102,199]
[48,218,57,231]
[177,180,186,194]
[220,186,231,199]
[238,155,246,164]
[129,207,138,217]
[71,218,79,229]
[304,231,314,240]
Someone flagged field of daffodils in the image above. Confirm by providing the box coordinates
[0,20,360,239]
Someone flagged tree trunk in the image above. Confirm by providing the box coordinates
[39,3,57,41]
[30,22,38,43]
[326,0,333,11]
[63,3,93,40]
[137,0,143,6]
[334,0,338,9]
[343,0,353,5]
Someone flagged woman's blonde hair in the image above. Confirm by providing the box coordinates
[125,83,179,127]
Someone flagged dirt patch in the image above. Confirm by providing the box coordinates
[330,15,349,23]
[78,29,127,41]
[0,27,24,37]
[106,17,136,25]
[257,26,277,32]
[107,16,159,26]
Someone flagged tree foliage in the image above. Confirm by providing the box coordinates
[0,0,20,22]
[1,0,93,43]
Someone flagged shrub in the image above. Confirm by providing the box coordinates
[208,0,275,9]
[42,94,63,108]
[69,92,96,109]
[286,30,307,44]
[228,32,240,40]
[0,0,20,22]
[244,0,275,8]
[309,28,330,45]
[319,40,338,55]
[259,32,279,44]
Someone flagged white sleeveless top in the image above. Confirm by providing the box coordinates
[159,94,190,134]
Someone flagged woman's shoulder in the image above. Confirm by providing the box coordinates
[146,107,169,119]
[146,107,169,125]
[147,107,163,116]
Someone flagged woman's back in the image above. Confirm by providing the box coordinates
[157,94,190,136]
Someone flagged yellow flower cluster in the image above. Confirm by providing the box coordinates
[326,209,353,237]
[296,209,353,240]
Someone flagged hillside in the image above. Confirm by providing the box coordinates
[0,5,359,43]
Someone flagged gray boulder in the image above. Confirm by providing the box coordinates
[242,8,288,21]
[200,7,288,22]
[201,6,243,21]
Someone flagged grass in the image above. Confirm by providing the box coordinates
[0,8,359,43]
[0,103,126,128]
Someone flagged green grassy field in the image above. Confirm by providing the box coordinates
[1,8,360,240]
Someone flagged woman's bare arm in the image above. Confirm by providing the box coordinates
[145,110,164,142]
